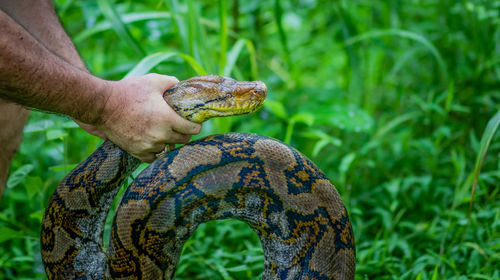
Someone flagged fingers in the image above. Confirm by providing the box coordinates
[139,152,159,163]
[96,73,203,163]
[139,133,191,163]
[169,112,202,135]
[165,130,192,144]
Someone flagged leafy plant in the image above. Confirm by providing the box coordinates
[1,0,499,279]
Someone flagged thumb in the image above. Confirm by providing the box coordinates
[147,73,179,92]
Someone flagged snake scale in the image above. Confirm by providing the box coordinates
[41,75,355,279]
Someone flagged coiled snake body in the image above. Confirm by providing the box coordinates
[41,76,355,279]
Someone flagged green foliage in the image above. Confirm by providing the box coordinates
[1,0,500,279]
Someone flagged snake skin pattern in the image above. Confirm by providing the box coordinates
[41,76,355,279]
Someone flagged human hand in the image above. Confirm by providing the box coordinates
[96,73,202,162]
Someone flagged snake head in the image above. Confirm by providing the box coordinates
[163,75,267,123]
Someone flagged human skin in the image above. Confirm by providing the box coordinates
[0,2,201,163]
[0,100,29,200]
[0,1,91,199]
[0,0,201,199]
[0,0,104,138]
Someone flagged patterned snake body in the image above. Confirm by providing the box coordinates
[41,76,355,279]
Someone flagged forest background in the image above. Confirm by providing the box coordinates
[1,0,499,279]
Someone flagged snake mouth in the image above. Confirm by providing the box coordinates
[206,100,265,114]
[207,95,266,115]
[189,99,264,123]
[205,81,266,115]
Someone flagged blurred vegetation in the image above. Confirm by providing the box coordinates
[1,0,499,279]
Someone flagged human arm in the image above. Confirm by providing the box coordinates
[1,0,102,138]
[0,8,106,123]
[0,8,201,162]
[0,0,86,70]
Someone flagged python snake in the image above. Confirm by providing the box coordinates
[41,75,355,279]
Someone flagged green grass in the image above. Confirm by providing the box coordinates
[1,0,499,279]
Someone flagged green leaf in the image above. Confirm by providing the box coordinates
[46,129,68,140]
[214,259,231,279]
[290,113,314,126]
[223,39,246,77]
[221,39,258,79]
[274,0,290,66]
[374,112,421,139]
[312,139,331,158]
[177,53,207,75]
[29,210,44,223]
[97,0,145,56]
[125,52,207,78]
[218,0,228,75]
[6,164,34,189]
[339,153,356,178]
[0,227,21,243]
[431,264,439,280]
[75,12,172,42]
[23,119,55,133]
[315,104,374,132]
[301,129,342,157]
[284,113,315,144]
[61,121,80,129]
[125,52,177,77]
[186,0,212,72]
[468,110,500,217]
[24,176,43,199]
[49,164,79,172]
[345,29,448,83]
[264,100,287,119]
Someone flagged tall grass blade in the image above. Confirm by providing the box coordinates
[186,0,197,58]
[245,40,258,80]
[431,264,439,280]
[219,0,228,75]
[125,52,176,77]
[186,0,213,72]
[97,0,145,56]
[125,51,206,78]
[75,12,225,43]
[223,39,245,77]
[187,0,213,72]
[468,110,500,218]
[374,112,421,139]
[223,39,258,78]
[75,12,172,43]
[284,113,314,145]
[164,0,189,53]
[274,0,290,67]
[345,29,448,83]
[178,53,207,75]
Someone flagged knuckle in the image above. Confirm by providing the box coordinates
[193,124,202,134]
[181,135,191,143]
